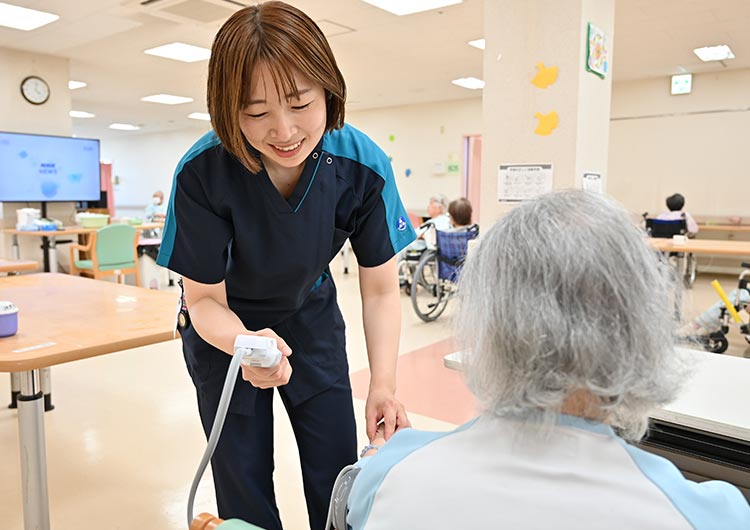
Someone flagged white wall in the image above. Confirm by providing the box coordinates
[0,49,71,136]
[608,68,750,217]
[0,47,72,262]
[348,98,481,211]
[77,67,750,230]
[100,126,210,217]
[99,99,482,217]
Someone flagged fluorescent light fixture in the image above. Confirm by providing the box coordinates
[361,0,462,16]
[451,77,484,90]
[188,112,211,121]
[671,74,692,95]
[144,42,211,63]
[141,94,194,105]
[468,38,485,50]
[693,44,735,62]
[0,2,58,31]
[109,123,141,131]
[69,110,95,118]
[68,80,87,90]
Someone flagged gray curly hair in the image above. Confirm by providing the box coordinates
[455,190,686,440]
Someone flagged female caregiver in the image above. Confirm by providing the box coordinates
[157,2,416,529]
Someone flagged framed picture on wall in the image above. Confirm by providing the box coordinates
[586,22,608,79]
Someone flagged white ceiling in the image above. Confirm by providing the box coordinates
[2,0,749,139]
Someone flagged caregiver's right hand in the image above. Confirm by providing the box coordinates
[239,328,293,388]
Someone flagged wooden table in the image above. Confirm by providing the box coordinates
[0,273,178,530]
[4,223,165,273]
[648,238,750,257]
[0,259,38,274]
[698,224,750,233]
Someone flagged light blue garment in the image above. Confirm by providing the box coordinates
[695,288,750,332]
[345,414,750,530]
[144,201,168,222]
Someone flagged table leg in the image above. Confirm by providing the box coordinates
[12,234,20,260]
[48,237,58,274]
[41,367,55,411]
[9,372,20,408]
[17,370,51,530]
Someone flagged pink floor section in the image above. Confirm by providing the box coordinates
[350,338,478,425]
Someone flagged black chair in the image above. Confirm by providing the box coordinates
[644,216,696,287]
[644,217,687,238]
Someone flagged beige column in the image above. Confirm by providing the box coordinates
[479,0,615,227]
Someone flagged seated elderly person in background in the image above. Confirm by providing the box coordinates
[398,193,451,286]
[447,197,473,230]
[335,190,749,530]
[414,193,451,249]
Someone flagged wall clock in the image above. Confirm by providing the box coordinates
[20,76,50,105]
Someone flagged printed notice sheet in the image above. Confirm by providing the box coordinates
[582,172,602,193]
[497,164,553,202]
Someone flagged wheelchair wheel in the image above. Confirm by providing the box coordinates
[705,333,729,354]
[410,250,448,322]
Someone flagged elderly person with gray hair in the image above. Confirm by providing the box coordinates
[334,190,749,529]
[397,193,451,286]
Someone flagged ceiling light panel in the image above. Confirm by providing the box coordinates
[141,94,194,105]
[693,44,735,62]
[109,123,141,131]
[361,0,462,16]
[70,110,96,118]
[452,77,484,89]
[0,2,59,31]
[144,42,211,63]
[188,112,211,121]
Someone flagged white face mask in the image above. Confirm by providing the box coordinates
[152,197,161,205]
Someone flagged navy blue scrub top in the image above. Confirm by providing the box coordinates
[157,124,416,413]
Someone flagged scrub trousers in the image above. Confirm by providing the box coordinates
[196,377,357,530]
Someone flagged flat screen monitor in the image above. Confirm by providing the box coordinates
[0,131,101,202]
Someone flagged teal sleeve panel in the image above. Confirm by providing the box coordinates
[323,124,416,262]
[158,130,221,267]
[621,441,750,529]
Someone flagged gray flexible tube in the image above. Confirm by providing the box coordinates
[187,348,245,528]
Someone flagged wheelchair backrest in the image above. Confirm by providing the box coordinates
[645,218,687,238]
[434,225,479,281]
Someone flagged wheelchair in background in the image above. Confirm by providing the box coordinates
[644,214,697,288]
[410,225,479,322]
[694,262,750,354]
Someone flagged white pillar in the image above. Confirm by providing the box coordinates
[480,0,615,227]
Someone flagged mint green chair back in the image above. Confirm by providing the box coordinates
[217,520,265,530]
[94,224,138,270]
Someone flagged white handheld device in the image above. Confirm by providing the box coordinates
[233,335,282,368]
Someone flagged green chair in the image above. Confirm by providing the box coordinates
[69,224,141,286]
[191,513,265,529]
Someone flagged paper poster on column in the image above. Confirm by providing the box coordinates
[497,164,553,202]
[582,172,602,193]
